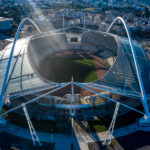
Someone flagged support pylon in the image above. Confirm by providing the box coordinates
[22,103,42,146]
[103,102,120,145]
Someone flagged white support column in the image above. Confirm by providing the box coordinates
[22,103,42,146]
[103,102,120,145]
[63,14,65,33]
[70,77,75,117]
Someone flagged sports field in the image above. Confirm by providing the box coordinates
[44,51,106,83]
[48,56,97,82]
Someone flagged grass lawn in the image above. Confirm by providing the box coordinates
[74,58,95,67]
[90,124,107,132]
[48,56,98,82]
[81,7,96,12]
[87,120,108,132]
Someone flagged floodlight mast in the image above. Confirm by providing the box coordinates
[0,18,41,113]
[107,17,150,118]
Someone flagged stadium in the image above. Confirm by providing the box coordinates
[0,17,150,148]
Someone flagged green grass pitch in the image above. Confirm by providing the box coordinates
[48,56,98,82]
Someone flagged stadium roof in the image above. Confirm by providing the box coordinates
[0,30,150,99]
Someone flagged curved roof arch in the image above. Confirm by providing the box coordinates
[106,16,150,117]
[0,17,150,116]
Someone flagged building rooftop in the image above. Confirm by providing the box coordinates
[0,17,12,22]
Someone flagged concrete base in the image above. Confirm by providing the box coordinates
[139,115,150,131]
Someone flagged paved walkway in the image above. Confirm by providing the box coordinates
[72,119,94,150]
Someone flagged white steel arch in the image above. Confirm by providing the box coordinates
[0,18,41,113]
[0,17,149,117]
[106,16,150,117]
